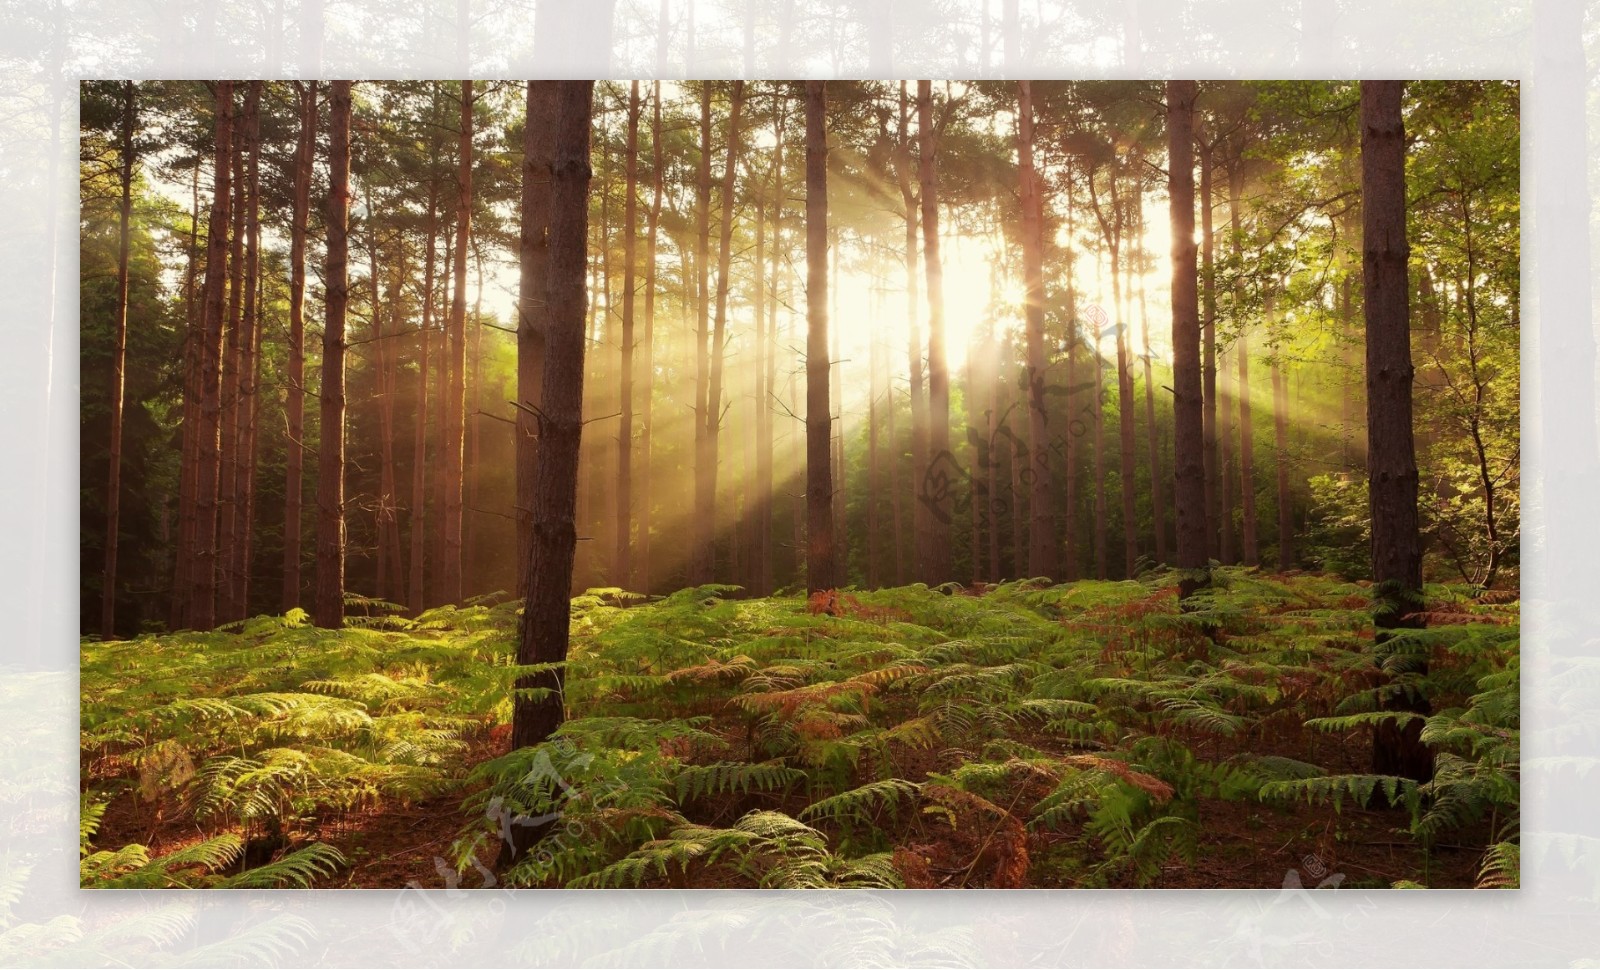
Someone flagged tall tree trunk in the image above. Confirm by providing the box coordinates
[830,236,846,587]
[100,80,135,639]
[465,246,484,595]
[231,82,263,620]
[1092,301,1107,579]
[440,81,472,607]
[218,127,247,622]
[701,81,746,587]
[897,82,925,587]
[434,215,454,601]
[314,80,353,629]
[1015,80,1055,580]
[409,191,438,613]
[511,79,594,763]
[1138,207,1167,564]
[690,84,714,585]
[517,83,557,599]
[1061,160,1079,581]
[616,81,641,587]
[1166,80,1208,602]
[868,309,882,588]
[372,193,405,603]
[1361,79,1430,783]
[1009,352,1026,576]
[916,80,951,585]
[639,82,663,594]
[750,96,770,594]
[1230,161,1258,566]
[1200,133,1219,561]
[173,160,203,630]
[804,80,835,594]
[284,81,316,613]
[1272,342,1293,570]
[1116,254,1138,578]
[189,81,235,631]
[759,94,784,596]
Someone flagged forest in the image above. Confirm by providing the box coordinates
[79,79,1519,889]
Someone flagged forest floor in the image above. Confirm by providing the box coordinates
[80,569,1519,890]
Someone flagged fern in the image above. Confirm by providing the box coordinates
[799,779,922,824]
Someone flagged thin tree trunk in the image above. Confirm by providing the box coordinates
[868,306,882,588]
[218,126,247,622]
[314,80,353,629]
[511,78,594,758]
[465,245,484,595]
[1230,161,1258,566]
[691,84,714,585]
[830,235,846,587]
[173,159,203,629]
[1062,160,1079,581]
[750,97,771,594]
[1200,134,1219,560]
[897,83,925,587]
[702,81,746,586]
[1361,79,1430,782]
[639,82,663,594]
[1138,206,1167,564]
[1116,256,1138,578]
[232,82,263,620]
[1016,80,1056,580]
[760,96,784,596]
[100,80,135,639]
[917,80,951,585]
[804,80,835,594]
[1166,80,1209,602]
[410,189,438,613]
[616,81,641,587]
[189,81,235,631]
[439,80,472,607]
[1272,343,1293,570]
[284,81,316,613]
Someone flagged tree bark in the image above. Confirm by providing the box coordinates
[188,81,234,631]
[409,194,436,613]
[1137,205,1167,565]
[804,80,835,595]
[314,80,353,629]
[1200,132,1219,561]
[510,79,594,770]
[1016,80,1056,581]
[172,160,203,630]
[1061,160,1079,581]
[897,82,925,587]
[639,82,664,594]
[917,80,952,585]
[1230,162,1258,567]
[231,81,263,621]
[616,81,641,588]
[1272,344,1293,570]
[1361,79,1430,783]
[690,84,714,586]
[218,120,247,622]
[284,81,316,613]
[701,81,746,587]
[441,81,473,607]
[517,82,557,600]
[100,80,135,639]
[1166,80,1209,602]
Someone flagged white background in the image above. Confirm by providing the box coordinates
[4,0,1597,965]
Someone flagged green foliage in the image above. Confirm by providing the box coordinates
[84,570,1517,889]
